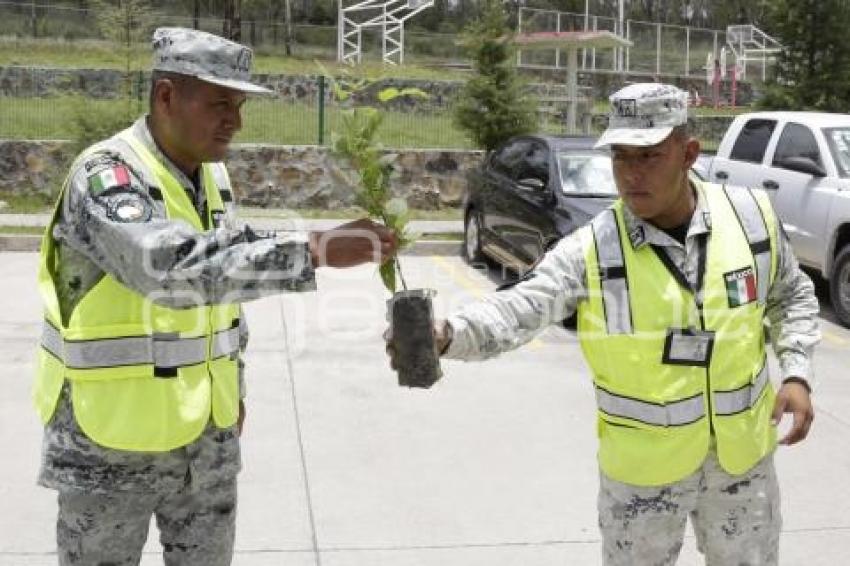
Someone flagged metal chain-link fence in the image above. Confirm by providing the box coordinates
[0,67,473,148]
[0,2,465,63]
[517,7,771,82]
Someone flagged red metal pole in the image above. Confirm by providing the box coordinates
[713,59,721,109]
[731,65,737,108]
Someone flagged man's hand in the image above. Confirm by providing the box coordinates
[771,379,814,445]
[309,218,398,268]
[384,318,453,370]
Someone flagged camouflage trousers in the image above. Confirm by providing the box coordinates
[56,478,237,566]
[598,446,781,566]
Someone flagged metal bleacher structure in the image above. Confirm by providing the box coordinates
[725,24,783,81]
[516,7,782,81]
[513,8,784,131]
[337,0,434,65]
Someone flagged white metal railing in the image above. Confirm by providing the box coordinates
[725,24,782,80]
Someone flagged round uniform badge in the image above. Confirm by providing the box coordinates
[109,198,151,223]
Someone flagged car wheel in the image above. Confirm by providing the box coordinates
[830,244,850,328]
[464,211,486,264]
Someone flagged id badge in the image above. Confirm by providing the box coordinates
[662,328,715,367]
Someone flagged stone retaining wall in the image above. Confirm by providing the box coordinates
[228,144,481,209]
[0,115,734,210]
[0,139,482,210]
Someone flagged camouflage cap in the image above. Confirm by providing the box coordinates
[152,27,271,94]
[594,83,688,148]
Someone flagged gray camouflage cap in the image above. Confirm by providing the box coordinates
[152,27,271,94]
[595,83,688,148]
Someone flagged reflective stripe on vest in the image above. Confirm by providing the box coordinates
[723,185,771,304]
[590,209,633,335]
[40,320,240,370]
[595,361,767,426]
[714,361,769,416]
[596,386,704,426]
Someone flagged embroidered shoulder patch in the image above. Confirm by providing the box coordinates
[724,266,757,307]
[88,164,132,195]
[107,197,152,223]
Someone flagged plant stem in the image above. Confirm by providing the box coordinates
[396,255,408,291]
[381,212,408,291]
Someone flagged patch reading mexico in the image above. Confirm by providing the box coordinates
[108,198,151,223]
[724,266,757,307]
[88,164,131,195]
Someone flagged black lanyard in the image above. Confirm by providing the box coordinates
[650,233,708,311]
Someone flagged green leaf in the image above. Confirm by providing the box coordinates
[377,87,401,102]
[379,260,397,293]
[399,87,430,99]
[331,81,351,102]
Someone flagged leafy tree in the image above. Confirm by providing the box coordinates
[223,0,242,41]
[452,0,538,152]
[306,0,335,25]
[759,0,850,112]
[415,0,449,32]
[76,0,156,151]
[90,0,156,90]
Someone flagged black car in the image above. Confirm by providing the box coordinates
[463,135,618,272]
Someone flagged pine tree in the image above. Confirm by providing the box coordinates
[760,0,850,112]
[452,0,539,152]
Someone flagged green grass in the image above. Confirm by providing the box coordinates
[0,225,46,235]
[0,191,56,213]
[0,95,474,149]
[0,37,468,81]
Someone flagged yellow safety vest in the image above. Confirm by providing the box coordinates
[578,181,779,486]
[33,129,241,452]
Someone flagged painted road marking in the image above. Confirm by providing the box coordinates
[823,330,849,347]
[430,256,486,297]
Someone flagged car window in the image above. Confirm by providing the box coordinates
[491,139,534,180]
[772,123,823,168]
[520,142,550,183]
[557,151,618,195]
[823,127,850,178]
[729,118,777,163]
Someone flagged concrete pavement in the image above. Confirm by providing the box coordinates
[1,252,849,565]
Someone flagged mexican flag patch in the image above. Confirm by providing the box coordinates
[724,266,757,307]
[88,164,131,194]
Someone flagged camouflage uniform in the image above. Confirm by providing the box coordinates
[445,177,819,563]
[39,28,312,566]
[598,438,780,565]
